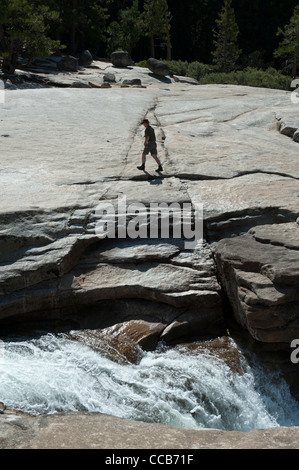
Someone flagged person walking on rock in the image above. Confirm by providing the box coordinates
[137,119,163,172]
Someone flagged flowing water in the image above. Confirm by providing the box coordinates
[0,331,299,432]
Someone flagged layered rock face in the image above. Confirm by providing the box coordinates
[0,80,225,346]
[0,63,299,410]
[215,223,299,344]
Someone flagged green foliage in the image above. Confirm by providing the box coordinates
[41,0,111,57]
[184,62,213,81]
[274,4,299,76]
[274,5,299,57]
[138,59,289,90]
[0,0,62,73]
[163,59,189,75]
[143,0,171,58]
[107,0,142,55]
[136,59,212,80]
[80,1,111,56]
[163,60,212,80]
[200,67,291,90]
[0,0,297,77]
[136,60,148,68]
[241,50,268,70]
[212,0,242,72]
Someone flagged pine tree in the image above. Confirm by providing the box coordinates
[107,0,143,55]
[56,0,111,57]
[274,4,299,77]
[143,0,172,59]
[212,0,241,72]
[0,0,62,74]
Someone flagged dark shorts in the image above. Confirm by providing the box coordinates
[143,141,157,155]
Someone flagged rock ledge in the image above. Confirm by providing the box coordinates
[1,410,299,449]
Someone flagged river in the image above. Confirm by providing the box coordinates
[0,331,299,432]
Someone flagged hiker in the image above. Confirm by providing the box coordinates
[137,119,163,172]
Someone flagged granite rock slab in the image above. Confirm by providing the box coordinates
[1,67,299,398]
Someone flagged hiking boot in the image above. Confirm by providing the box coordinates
[137,164,145,171]
[156,165,163,172]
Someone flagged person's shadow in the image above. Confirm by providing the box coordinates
[143,170,164,184]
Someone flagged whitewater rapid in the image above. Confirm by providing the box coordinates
[0,332,298,432]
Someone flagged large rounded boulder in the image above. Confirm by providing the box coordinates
[111,51,134,67]
[147,58,170,77]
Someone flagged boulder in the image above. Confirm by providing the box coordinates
[103,72,116,82]
[67,319,166,363]
[280,123,298,137]
[88,81,102,88]
[111,51,134,67]
[57,55,78,72]
[30,57,58,71]
[70,80,91,88]
[147,58,170,77]
[173,75,199,85]
[214,222,299,344]
[121,78,142,86]
[294,129,299,142]
[78,50,93,66]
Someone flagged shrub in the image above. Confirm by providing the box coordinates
[136,59,213,80]
[163,60,189,76]
[200,67,290,90]
[186,62,213,80]
[136,60,148,68]
[136,60,290,90]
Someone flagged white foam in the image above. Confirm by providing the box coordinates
[0,333,298,431]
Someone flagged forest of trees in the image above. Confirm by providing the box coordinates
[0,0,298,75]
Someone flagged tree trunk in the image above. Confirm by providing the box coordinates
[2,40,18,74]
[166,30,171,60]
[150,33,155,58]
[292,53,297,78]
[165,13,172,61]
[0,25,6,50]
[71,24,76,56]
[2,57,13,74]
[70,0,78,56]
